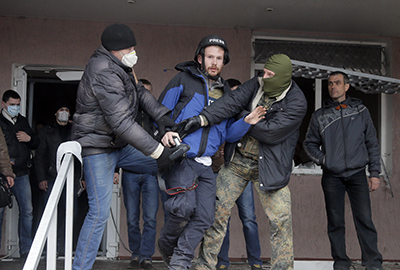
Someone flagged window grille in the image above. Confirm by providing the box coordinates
[253,39,388,76]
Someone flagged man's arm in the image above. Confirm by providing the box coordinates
[93,70,163,156]
[363,108,381,177]
[34,128,49,190]
[303,111,325,166]
[201,75,260,126]
[248,87,307,145]
[0,127,15,180]
[225,106,266,143]
[18,117,40,150]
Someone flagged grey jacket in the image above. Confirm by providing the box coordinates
[72,46,170,156]
[303,96,380,178]
[202,75,307,191]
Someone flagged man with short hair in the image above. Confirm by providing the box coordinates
[186,54,307,270]
[157,35,265,270]
[0,89,40,259]
[72,23,178,270]
[303,71,383,270]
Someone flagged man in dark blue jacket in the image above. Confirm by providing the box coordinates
[304,71,383,270]
[191,54,307,270]
[157,35,265,270]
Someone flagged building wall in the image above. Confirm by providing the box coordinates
[0,16,399,261]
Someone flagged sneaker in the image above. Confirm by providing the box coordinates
[128,257,140,269]
[157,239,171,267]
[140,260,155,270]
[217,265,229,270]
[251,264,262,270]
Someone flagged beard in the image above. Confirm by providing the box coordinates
[206,65,221,76]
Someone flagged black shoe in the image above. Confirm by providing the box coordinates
[140,260,155,270]
[217,265,229,270]
[157,239,171,267]
[128,257,140,269]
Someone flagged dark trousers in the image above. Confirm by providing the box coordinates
[159,158,216,269]
[322,169,382,269]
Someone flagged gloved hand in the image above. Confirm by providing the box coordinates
[183,115,207,135]
[156,115,177,137]
[156,146,176,172]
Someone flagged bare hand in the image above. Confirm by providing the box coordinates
[39,180,48,191]
[161,131,180,147]
[6,176,14,188]
[113,172,119,184]
[369,177,380,192]
[244,106,266,124]
[16,131,31,142]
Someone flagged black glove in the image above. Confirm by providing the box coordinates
[183,115,203,135]
[156,115,177,137]
[156,146,176,172]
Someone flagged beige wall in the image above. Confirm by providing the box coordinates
[1,16,399,261]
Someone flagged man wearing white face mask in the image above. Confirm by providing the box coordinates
[0,89,40,260]
[34,101,73,256]
[72,23,178,270]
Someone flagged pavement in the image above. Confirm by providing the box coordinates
[0,258,399,270]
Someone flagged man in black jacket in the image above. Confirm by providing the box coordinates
[35,101,72,256]
[72,23,177,270]
[192,54,307,270]
[303,71,383,270]
[0,89,40,259]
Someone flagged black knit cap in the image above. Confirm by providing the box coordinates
[101,23,137,51]
[54,100,70,113]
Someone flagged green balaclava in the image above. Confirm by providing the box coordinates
[262,54,292,98]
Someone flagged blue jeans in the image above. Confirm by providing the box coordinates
[322,169,382,270]
[217,182,262,267]
[121,155,158,262]
[73,145,157,270]
[10,174,33,255]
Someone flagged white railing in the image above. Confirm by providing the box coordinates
[23,141,82,270]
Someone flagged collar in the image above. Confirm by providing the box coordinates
[1,109,17,125]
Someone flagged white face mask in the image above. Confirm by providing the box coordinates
[120,50,138,68]
[57,111,69,122]
[7,105,20,117]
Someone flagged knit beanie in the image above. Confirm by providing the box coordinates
[101,23,137,51]
[262,54,292,98]
[54,100,70,113]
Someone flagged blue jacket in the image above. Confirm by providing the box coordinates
[159,61,251,159]
[304,96,380,178]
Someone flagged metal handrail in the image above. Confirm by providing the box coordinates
[23,142,81,270]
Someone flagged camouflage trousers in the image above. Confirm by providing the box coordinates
[196,153,294,270]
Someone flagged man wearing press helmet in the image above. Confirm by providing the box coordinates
[157,35,265,270]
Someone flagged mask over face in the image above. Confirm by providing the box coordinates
[7,105,20,117]
[57,111,69,122]
[120,50,138,68]
[262,54,292,98]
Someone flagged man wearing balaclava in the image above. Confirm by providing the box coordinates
[72,23,179,270]
[190,54,307,270]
